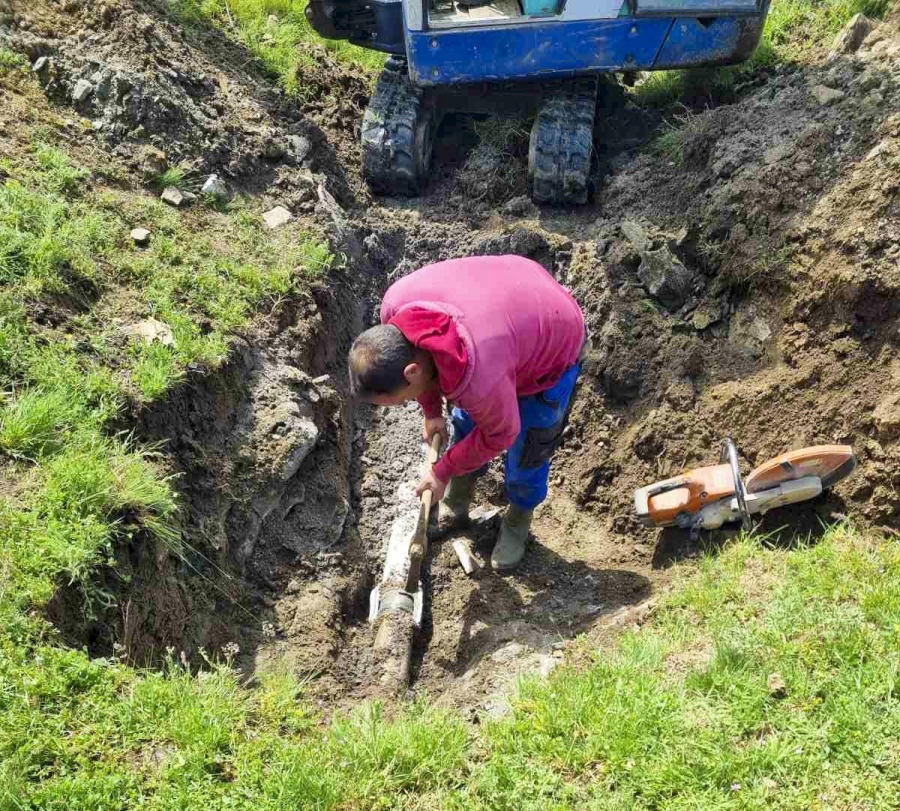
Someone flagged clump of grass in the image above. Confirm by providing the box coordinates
[0,47,25,72]
[0,387,81,459]
[34,142,90,193]
[130,341,184,401]
[458,118,531,203]
[0,162,107,296]
[652,125,687,165]
[153,165,188,191]
[0,292,31,385]
[168,0,385,95]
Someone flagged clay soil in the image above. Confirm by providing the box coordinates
[6,0,900,715]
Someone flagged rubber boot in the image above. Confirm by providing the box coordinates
[437,472,478,532]
[491,505,533,571]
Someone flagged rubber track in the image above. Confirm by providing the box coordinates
[528,77,597,206]
[361,58,426,196]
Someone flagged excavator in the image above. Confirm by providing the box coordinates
[306,0,771,204]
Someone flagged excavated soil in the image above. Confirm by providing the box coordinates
[7,1,900,714]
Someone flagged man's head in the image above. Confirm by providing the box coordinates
[349,324,436,405]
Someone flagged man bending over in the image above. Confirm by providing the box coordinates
[349,255,586,571]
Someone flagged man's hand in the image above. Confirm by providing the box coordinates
[423,416,449,448]
[416,469,447,502]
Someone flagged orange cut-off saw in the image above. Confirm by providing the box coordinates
[634,439,856,535]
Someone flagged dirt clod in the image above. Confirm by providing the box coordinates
[767,672,787,698]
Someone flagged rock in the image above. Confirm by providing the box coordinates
[729,307,772,359]
[809,84,845,106]
[866,139,892,161]
[31,55,49,73]
[763,142,795,165]
[828,13,873,60]
[637,247,695,310]
[767,672,787,699]
[72,78,93,103]
[277,417,319,481]
[123,317,175,347]
[201,173,231,202]
[490,642,528,665]
[160,186,184,207]
[621,220,652,253]
[263,205,293,229]
[692,301,722,331]
[262,137,286,160]
[287,134,311,163]
[136,145,167,178]
[130,227,151,244]
[873,391,900,439]
[503,195,538,217]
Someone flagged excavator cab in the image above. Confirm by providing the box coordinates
[306,0,771,203]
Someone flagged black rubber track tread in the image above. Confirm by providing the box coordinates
[528,78,597,206]
[361,58,429,196]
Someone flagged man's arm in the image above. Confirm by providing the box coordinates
[432,376,520,482]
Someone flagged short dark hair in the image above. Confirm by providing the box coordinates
[349,324,416,398]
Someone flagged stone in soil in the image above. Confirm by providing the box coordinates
[691,301,722,331]
[31,56,49,73]
[201,174,231,202]
[829,13,873,60]
[503,196,538,218]
[130,227,151,244]
[161,186,184,207]
[809,84,846,106]
[637,246,695,310]
[287,134,311,163]
[137,145,168,178]
[263,205,293,229]
[72,78,93,103]
[767,671,787,698]
[873,391,900,439]
[123,317,175,347]
[728,307,772,359]
[621,220,653,253]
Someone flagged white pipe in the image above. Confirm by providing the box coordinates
[371,443,428,691]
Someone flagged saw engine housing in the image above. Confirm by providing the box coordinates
[634,440,856,533]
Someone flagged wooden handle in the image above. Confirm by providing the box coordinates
[426,432,442,468]
[417,433,443,514]
[405,433,445,590]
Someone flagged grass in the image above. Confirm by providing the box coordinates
[638,0,893,107]
[3,518,899,808]
[0,127,338,809]
[0,137,332,595]
[168,0,385,96]
[0,48,25,72]
[153,165,188,191]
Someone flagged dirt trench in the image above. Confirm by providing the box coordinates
[12,1,900,713]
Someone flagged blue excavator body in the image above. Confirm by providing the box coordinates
[306,0,770,202]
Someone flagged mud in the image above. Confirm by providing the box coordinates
[7,1,900,714]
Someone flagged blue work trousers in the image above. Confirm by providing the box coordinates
[449,363,581,511]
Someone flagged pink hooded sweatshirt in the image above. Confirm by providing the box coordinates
[380,255,585,483]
